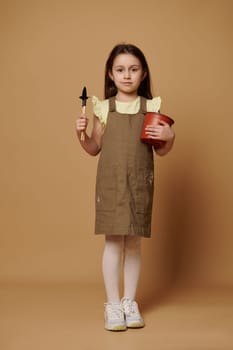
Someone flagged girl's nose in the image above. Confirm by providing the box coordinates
[124,70,131,79]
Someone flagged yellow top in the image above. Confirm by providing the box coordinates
[92,95,162,126]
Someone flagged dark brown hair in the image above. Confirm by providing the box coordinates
[104,43,153,99]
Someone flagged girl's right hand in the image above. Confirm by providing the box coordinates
[76,114,89,133]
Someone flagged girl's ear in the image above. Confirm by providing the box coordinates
[108,70,113,81]
[142,71,147,81]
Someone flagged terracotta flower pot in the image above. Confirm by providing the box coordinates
[141,112,175,149]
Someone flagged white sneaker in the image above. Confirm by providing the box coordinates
[121,297,145,328]
[104,302,127,331]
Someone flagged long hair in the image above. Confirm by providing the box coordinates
[104,43,153,99]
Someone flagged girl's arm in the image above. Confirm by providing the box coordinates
[76,114,103,156]
[144,120,175,156]
[155,132,175,156]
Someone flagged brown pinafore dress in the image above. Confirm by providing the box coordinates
[95,96,154,238]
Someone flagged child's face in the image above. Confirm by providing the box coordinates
[109,53,146,98]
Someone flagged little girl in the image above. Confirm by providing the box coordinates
[76,43,175,331]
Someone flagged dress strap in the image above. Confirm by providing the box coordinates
[139,96,147,114]
[108,96,116,112]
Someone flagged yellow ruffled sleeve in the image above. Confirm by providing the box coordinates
[92,96,109,126]
[146,96,162,113]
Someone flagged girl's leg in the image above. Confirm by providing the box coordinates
[122,235,144,328]
[102,235,123,303]
[123,235,141,300]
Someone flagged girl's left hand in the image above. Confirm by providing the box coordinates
[145,120,174,141]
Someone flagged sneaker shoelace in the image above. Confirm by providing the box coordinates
[122,298,138,316]
[106,303,124,320]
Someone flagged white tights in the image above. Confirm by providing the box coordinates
[102,235,141,302]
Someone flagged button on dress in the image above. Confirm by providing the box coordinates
[95,96,154,238]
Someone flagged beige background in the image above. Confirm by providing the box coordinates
[1,0,233,293]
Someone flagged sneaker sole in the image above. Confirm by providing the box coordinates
[105,325,127,331]
[127,322,145,328]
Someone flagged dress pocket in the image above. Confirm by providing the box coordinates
[135,168,154,214]
[95,166,116,212]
